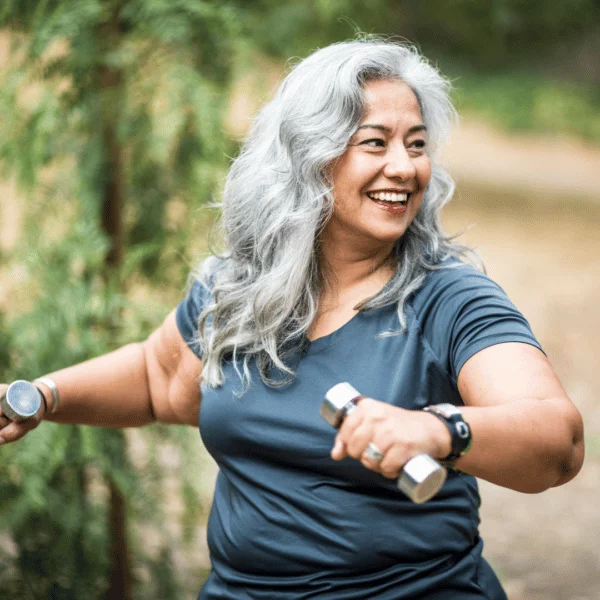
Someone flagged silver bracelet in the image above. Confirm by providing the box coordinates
[33,377,60,414]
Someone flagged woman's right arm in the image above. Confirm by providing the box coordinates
[0,308,203,444]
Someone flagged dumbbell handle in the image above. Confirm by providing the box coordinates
[0,380,43,422]
[321,382,447,504]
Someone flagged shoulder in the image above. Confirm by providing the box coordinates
[410,258,503,319]
[176,255,228,359]
[408,257,542,382]
[183,255,229,304]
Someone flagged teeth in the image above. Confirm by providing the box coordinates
[367,191,408,203]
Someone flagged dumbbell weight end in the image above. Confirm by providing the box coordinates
[0,380,43,422]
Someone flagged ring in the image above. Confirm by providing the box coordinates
[364,442,385,462]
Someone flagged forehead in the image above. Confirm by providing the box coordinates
[361,79,423,123]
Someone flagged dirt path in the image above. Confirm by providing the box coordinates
[442,118,600,204]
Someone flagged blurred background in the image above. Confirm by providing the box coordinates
[0,1,598,599]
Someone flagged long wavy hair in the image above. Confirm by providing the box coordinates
[195,38,481,389]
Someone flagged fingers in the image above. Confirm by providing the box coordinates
[330,437,346,460]
[330,398,374,461]
[329,398,421,480]
[331,398,391,468]
[0,383,8,441]
[378,445,410,480]
[0,418,39,444]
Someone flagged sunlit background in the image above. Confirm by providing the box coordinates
[0,2,599,599]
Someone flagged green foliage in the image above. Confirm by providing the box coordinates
[393,0,599,70]
[0,0,237,597]
[237,0,388,59]
[235,0,600,76]
[0,192,204,597]
[0,0,237,282]
[452,70,600,144]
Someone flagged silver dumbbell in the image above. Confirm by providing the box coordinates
[0,380,43,422]
[321,382,447,504]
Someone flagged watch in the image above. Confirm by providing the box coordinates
[423,403,472,463]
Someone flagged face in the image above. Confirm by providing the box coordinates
[325,79,432,251]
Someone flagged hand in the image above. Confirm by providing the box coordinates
[330,397,452,479]
[0,383,46,445]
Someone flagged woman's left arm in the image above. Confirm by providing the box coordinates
[332,342,584,494]
[453,341,584,493]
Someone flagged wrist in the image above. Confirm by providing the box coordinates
[423,411,453,459]
[33,377,60,417]
[32,383,49,419]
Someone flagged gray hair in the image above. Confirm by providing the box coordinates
[195,38,481,390]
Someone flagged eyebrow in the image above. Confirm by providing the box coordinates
[356,123,427,134]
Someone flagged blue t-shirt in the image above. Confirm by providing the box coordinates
[176,260,542,599]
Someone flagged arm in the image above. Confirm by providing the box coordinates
[452,342,584,492]
[332,266,584,494]
[331,342,584,494]
[0,309,203,443]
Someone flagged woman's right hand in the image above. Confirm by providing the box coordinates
[0,383,45,445]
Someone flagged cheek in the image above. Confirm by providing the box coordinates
[418,158,432,188]
[332,160,366,204]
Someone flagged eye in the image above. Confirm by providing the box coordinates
[408,139,427,155]
[361,138,386,148]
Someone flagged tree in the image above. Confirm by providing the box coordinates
[0,1,238,598]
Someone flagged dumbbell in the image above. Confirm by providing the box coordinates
[0,380,43,422]
[321,382,447,504]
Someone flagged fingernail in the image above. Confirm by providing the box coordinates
[0,437,5,445]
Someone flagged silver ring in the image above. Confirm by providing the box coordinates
[364,442,385,462]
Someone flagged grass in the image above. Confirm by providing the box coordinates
[449,69,600,146]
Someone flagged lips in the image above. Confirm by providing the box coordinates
[366,190,411,204]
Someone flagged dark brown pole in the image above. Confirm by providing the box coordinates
[99,62,125,270]
[106,479,132,600]
[98,7,132,600]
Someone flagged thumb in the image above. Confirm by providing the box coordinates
[330,437,347,461]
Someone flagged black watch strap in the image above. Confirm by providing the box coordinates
[423,403,472,463]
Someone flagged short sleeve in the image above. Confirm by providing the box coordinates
[175,279,211,360]
[412,262,544,382]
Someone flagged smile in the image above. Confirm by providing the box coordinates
[366,191,409,204]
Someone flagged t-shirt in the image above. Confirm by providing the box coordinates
[176,259,542,599]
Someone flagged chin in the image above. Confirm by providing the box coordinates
[362,228,407,247]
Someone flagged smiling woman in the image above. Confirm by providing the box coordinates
[0,38,584,600]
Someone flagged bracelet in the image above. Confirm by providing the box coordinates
[33,377,60,415]
[37,388,48,415]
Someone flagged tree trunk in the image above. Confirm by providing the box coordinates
[106,479,132,600]
[99,62,125,270]
[98,10,132,600]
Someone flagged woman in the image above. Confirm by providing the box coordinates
[0,39,584,599]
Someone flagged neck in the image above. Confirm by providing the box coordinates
[319,237,396,298]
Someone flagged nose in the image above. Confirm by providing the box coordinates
[382,145,416,181]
